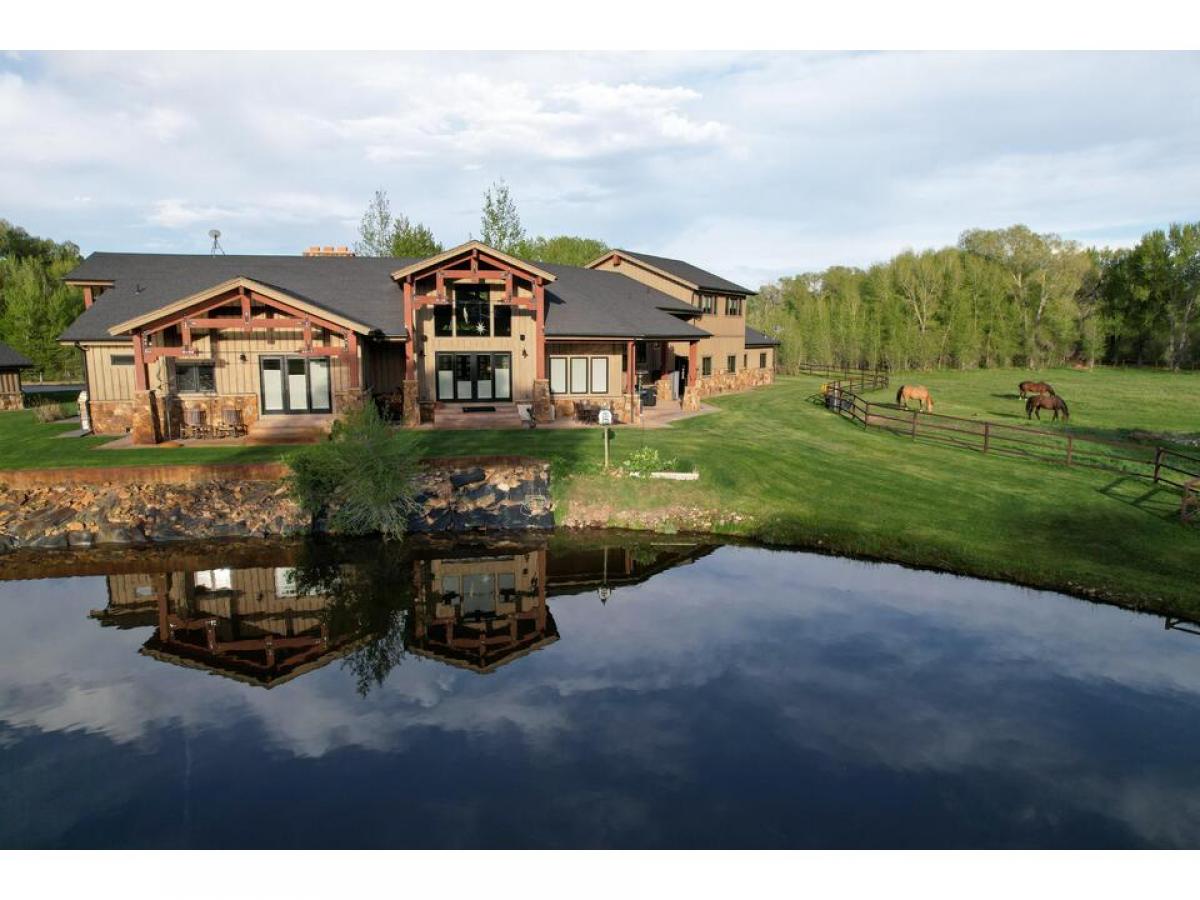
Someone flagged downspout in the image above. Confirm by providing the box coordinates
[74,342,92,434]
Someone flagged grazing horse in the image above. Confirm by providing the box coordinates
[1018,380,1056,398]
[896,384,934,412]
[1026,394,1069,422]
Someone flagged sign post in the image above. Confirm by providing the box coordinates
[598,408,613,469]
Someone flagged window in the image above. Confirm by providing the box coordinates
[591,357,608,394]
[698,294,716,314]
[193,568,232,591]
[494,304,512,337]
[727,354,737,373]
[726,296,744,316]
[549,357,568,394]
[110,354,133,366]
[760,352,767,369]
[434,304,454,336]
[570,357,589,394]
[455,286,490,336]
[701,356,712,377]
[743,353,748,369]
[175,361,216,393]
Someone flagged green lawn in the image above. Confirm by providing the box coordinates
[1,368,1196,612]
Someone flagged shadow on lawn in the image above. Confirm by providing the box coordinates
[1097,475,1185,523]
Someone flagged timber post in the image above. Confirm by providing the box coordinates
[911,409,919,439]
[1154,447,1164,483]
[982,422,990,454]
[1066,435,1074,467]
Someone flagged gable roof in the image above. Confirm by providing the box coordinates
[744,325,780,347]
[0,341,34,369]
[106,276,375,336]
[59,251,712,345]
[598,249,755,296]
[60,253,414,343]
[390,240,557,284]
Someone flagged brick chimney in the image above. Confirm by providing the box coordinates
[303,245,355,257]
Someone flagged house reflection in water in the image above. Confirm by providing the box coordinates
[93,566,353,688]
[409,550,556,674]
[89,538,718,687]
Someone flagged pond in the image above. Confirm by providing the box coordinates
[1,533,1199,849]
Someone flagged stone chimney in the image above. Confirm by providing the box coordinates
[303,245,355,257]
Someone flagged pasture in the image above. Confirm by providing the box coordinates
[886,366,1200,446]
[0,366,1195,612]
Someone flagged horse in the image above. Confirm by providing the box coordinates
[1026,394,1069,422]
[1018,380,1055,398]
[896,384,934,412]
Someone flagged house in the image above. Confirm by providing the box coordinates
[0,341,34,411]
[60,240,778,443]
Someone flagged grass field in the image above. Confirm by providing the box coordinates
[1,367,1196,612]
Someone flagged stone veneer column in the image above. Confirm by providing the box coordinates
[131,389,161,445]
[402,379,421,427]
[532,379,552,423]
[682,383,702,412]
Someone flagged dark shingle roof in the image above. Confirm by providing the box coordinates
[744,325,780,347]
[60,252,710,344]
[616,249,754,296]
[0,341,34,369]
[61,253,416,342]
[540,264,709,340]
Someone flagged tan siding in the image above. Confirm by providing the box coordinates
[0,370,21,395]
[545,342,626,399]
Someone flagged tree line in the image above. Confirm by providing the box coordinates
[0,220,84,380]
[748,222,1200,372]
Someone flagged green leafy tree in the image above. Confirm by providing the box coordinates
[514,235,609,266]
[0,220,83,380]
[480,179,525,253]
[354,189,442,258]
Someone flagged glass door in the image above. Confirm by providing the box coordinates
[308,358,331,411]
[493,354,512,400]
[436,355,455,400]
[454,354,473,400]
[286,358,309,412]
[475,354,494,400]
[260,358,285,413]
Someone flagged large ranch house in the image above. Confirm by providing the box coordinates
[59,241,777,443]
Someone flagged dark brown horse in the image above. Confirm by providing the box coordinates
[1026,394,1069,422]
[1018,380,1055,398]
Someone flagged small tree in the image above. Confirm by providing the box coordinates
[286,402,421,540]
[514,235,609,266]
[355,189,442,258]
[480,179,525,253]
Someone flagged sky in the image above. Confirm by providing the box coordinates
[1,51,1197,288]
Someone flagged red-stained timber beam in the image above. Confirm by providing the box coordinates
[132,330,148,391]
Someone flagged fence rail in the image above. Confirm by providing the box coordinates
[809,365,1200,523]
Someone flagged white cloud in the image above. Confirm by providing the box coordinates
[0,51,1196,278]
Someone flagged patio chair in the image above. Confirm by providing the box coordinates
[217,406,247,438]
[181,406,208,440]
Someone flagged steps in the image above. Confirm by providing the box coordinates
[432,403,523,430]
[247,413,336,444]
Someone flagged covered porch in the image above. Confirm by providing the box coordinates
[105,277,377,445]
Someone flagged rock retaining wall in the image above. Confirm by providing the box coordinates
[0,457,554,551]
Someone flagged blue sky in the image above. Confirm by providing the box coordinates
[2,51,1197,287]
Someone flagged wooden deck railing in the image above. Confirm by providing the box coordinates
[809,365,1200,523]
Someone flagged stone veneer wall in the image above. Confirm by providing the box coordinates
[690,365,775,401]
[550,393,641,424]
[89,399,136,434]
[0,392,23,412]
[89,393,261,438]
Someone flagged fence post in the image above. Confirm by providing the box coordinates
[1153,447,1164,483]
[863,401,871,427]
[1066,435,1074,467]
[982,422,990,454]
[911,409,919,438]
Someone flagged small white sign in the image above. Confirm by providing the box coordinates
[598,409,613,426]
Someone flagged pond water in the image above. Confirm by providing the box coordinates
[1,534,1199,849]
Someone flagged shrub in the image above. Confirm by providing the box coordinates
[286,403,420,540]
[31,401,71,423]
[620,446,679,477]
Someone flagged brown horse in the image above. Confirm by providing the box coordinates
[1026,394,1069,422]
[896,384,934,412]
[1018,380,1055,398]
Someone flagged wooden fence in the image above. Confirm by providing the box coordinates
[811,365,1200,523]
